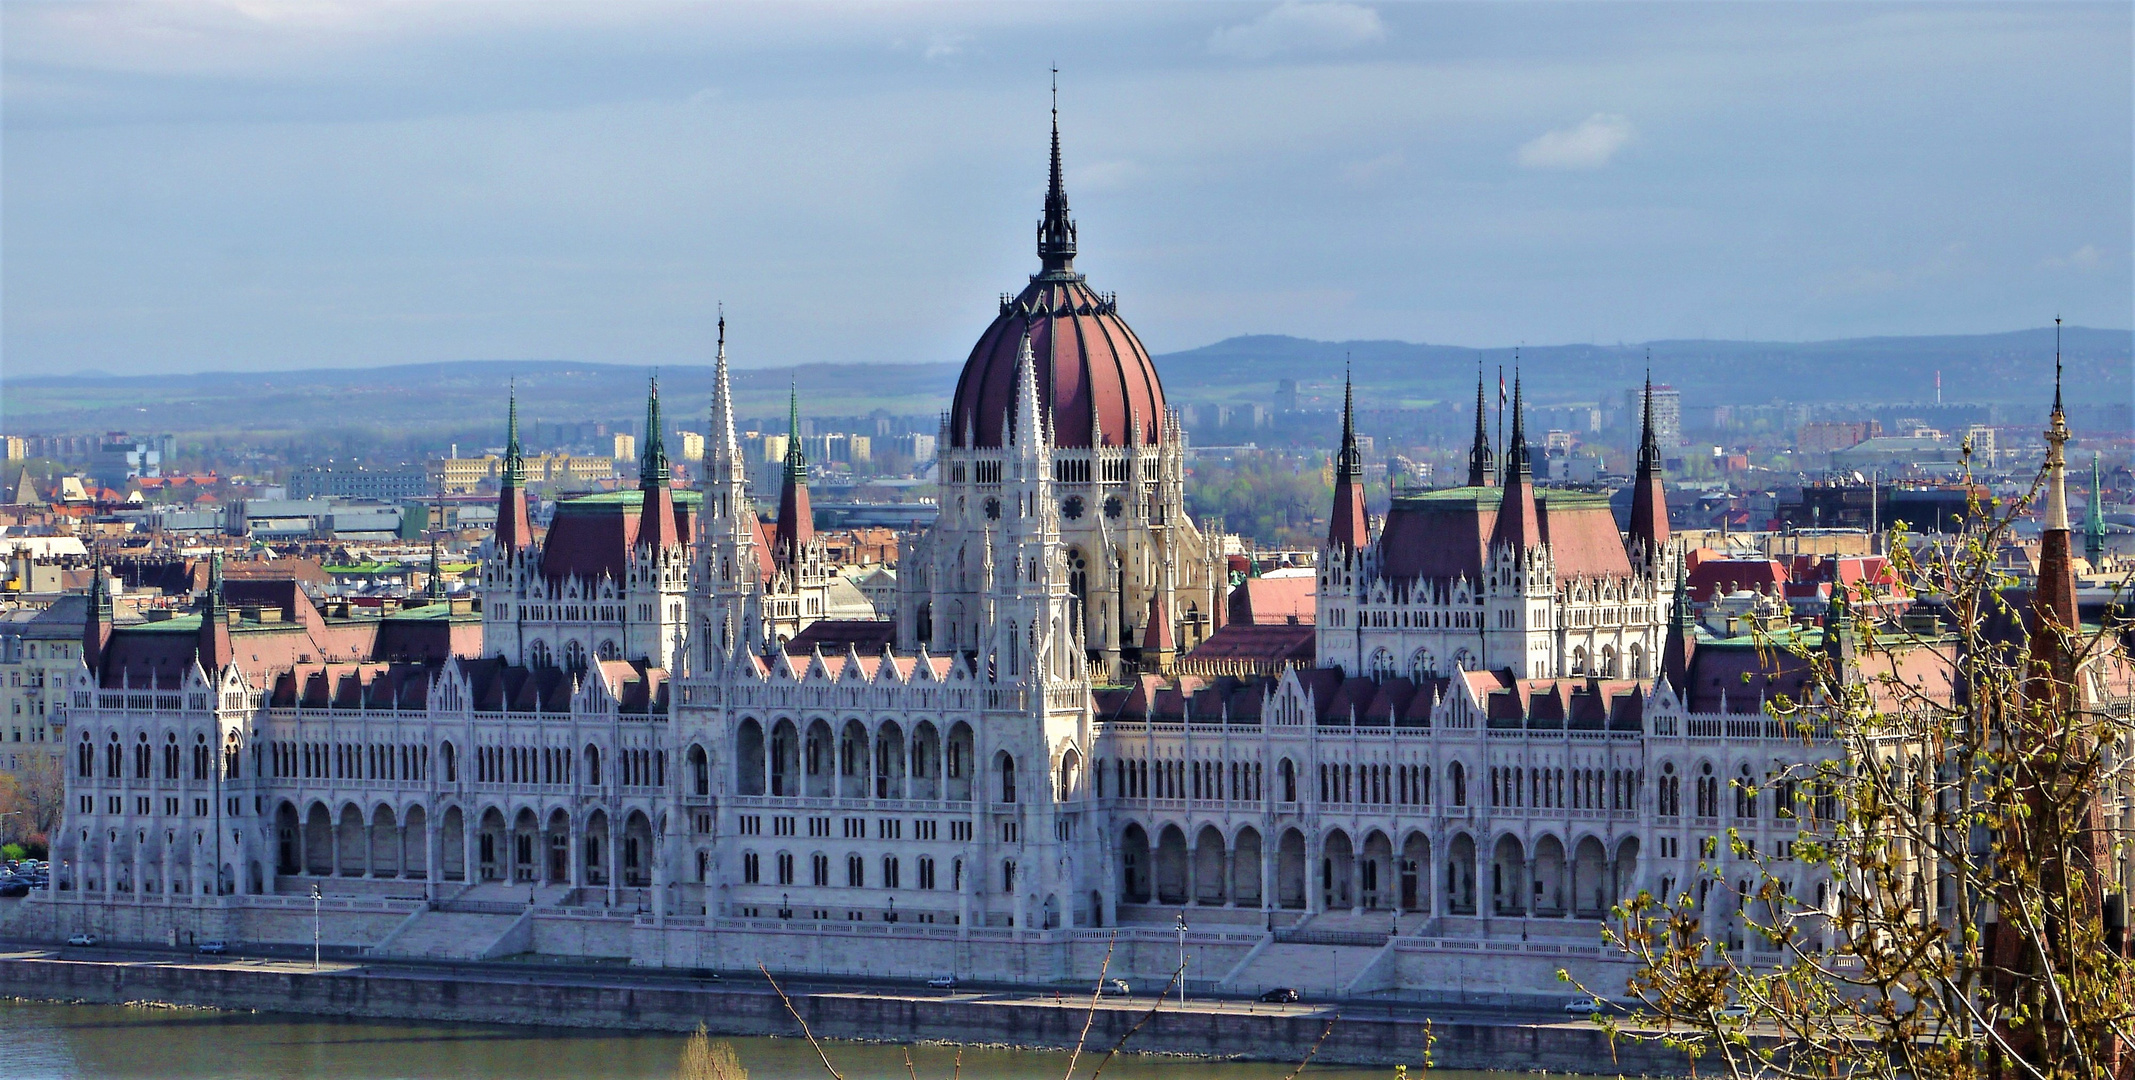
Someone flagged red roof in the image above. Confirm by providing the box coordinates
[949,274,1164,449]
[1378,490,1631,585]
[1228,576,1315,625]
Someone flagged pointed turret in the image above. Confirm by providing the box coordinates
[424,538,448,603]
[2029,326,2080,705]
[1036,78,1078,277]
[1489,373,1541,553]
[198,549,233,675]
[1467,367,1496,487]
[2085,452,2108,569]
[774,384,814,562]
[1628,370,1671,557]
[1328,368,1369,550]
[636,376,683,552]
[1660,561,1696,692]
[1141,594,1175,675]
[495,383,533,551]
[83,559,113,678]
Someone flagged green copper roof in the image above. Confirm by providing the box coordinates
[555,489,705,513]
[1390,485,1615,511]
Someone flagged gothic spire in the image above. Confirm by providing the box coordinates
[1489,370,1541,554]
[775,382,814,562]
[425,537,448,603]
[495,384,533,551]
[1508,371,1530,479]
[1637,364,1661,475]
[1037,72,1078,276]
[1628,359,1671,555]
[503,379,526,487]
[1467,364,1495,487]
[1337,366,1364,483]
[198,548,232,673]
[641,376,671,487]
[1328,364,1370,551]
[2086,452,2109,567]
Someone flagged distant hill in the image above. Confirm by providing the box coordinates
[1152,326,2132,409]
[2,327,2124,441]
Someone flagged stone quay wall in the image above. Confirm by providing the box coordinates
[0,955,1710,1075]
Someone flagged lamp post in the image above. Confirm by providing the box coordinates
[310,883,321,969]
[1174,910,1188,1008]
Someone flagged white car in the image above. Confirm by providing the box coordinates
[925,975,957,989]
[66,933,97,947]
[1564,996,1606,1016]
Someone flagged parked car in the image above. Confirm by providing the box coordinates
[1258,987,1301,1003]
[197,941,229,956]
[925,975,958,989]
[1716,1003,1750,1020]
[0,883,28,898]
[1099,979,1131,997]
[1564,996,1607,1016]
[66,933,97,947]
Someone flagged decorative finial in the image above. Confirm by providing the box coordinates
[1038,72,1077,275]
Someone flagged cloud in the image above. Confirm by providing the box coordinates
[1516,113,1635,170]
[1069,160,1141,193]
[1339,151,1403,187]
[922,33,969,63]
[2041,243,2105,271]
[1208,2,1385,60]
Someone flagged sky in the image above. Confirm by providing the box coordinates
[2,1,2128,377]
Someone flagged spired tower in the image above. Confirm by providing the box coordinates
[480,379,694,673]
[695,315,765,664]
[897,102,1226,680]
[1318,367,1672,682]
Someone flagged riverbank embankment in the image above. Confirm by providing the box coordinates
[0,951,1708,1075]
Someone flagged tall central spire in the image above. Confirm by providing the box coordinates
[1037,70,1078,276]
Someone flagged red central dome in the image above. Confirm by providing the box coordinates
[948,114,1166,450]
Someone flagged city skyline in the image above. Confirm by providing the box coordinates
[3,2,2129,377]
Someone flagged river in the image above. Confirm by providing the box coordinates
[1,1001,1563,1079]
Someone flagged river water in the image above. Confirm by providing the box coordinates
[1,1001,1555,1080]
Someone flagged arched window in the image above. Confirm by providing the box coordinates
[1408,649,1436,681]
[1368,648,1395,681]
[442,741,458,783]
[598,640,621,661]
[1630,643,1648,679]
[563,640,588,674]
[528,639,552,670]
[1450,761,1467,807]
[1659,762,1679,817]
[1279,759,1297,803]
[1736,763,1757,819]
[1452,648,1476,672]
[999,754,1017,804]
[1696,762,1719,818]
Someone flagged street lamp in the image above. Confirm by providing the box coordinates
[1174,910,1188,1008]
[886,896,897,923]
[310,883,322,969]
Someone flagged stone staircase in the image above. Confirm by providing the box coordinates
[376,908,528,960]
[1220,940,1385,998]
